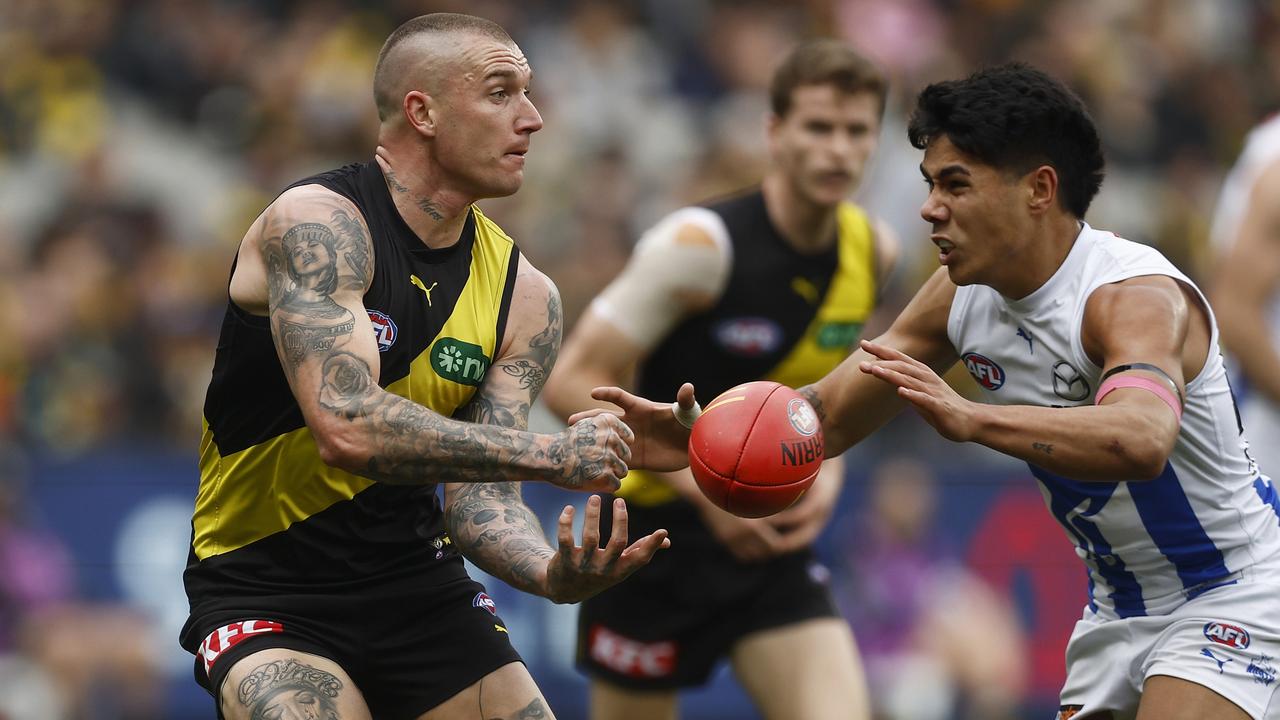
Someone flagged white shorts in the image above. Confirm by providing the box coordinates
[1057,582,1280,719]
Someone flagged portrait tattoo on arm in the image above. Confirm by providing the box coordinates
[267,221,359,373]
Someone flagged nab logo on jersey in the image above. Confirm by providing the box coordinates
[962,352,1005,390]
[1204,622,1251,649]
[367,310,397,352]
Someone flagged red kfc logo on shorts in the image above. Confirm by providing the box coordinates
[588,625,677,679]
[197,620,284,675]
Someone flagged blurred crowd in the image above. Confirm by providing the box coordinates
[2,0,1279,717]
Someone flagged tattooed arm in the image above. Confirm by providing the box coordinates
[445,259,669,602]
[230,185,632,492]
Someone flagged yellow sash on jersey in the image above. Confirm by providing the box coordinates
[193,206,516,559]
[620,203,877,506]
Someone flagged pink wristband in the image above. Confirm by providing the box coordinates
[1095,375,1182,421]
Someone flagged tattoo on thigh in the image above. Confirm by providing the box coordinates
[237,658,344,720]
[486,697,549,720]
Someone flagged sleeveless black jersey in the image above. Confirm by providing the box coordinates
[624,189,877,505]
[183,161,520,637]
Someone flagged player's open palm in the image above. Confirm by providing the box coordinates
[548,414,634,493]
[858,339,979,442]
[544,495,671,604]
[567,383,700,472]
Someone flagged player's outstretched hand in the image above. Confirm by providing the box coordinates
[547,414,634,493]
[858,339,978,442]
[544,495,671,604]
[566,383,699,472]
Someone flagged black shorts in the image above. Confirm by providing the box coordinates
[577,498,839,690]
[187,575,523,720]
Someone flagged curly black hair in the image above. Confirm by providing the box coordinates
[908,63,1105,218]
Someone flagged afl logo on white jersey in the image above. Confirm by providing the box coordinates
[368,310,398,352]
[962,352,1005,390]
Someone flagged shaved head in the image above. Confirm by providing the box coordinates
[373,13,515,122]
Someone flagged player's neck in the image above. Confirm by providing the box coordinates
[996,214,1083,300]
[374,147,472,249]
[761,174,840,254]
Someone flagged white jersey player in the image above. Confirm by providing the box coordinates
[578,64,1280,719]
[1210,114,1280,480]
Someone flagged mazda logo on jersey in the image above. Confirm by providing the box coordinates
[962,352,1005,390]
[367,310,397,352]
[1052,361,1091,402]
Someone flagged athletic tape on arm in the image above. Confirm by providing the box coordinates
[591,207,732,349]
[1095,375,1183,422]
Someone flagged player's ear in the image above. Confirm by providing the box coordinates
[404,90,438,139]
[1026,164,1058,214]
[764,111,783,150]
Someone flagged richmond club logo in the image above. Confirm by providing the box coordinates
[962,352,1005,390]
[367,310,398,352]
[787,398,819,436]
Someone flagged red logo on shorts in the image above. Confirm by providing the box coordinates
[197,620,284,675]
[588,625,677,679]
[1204,621,1251,649]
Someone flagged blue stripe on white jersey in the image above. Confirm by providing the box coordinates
[1256,477,1280,526]
[1031,465,1145,616]
[1128,464,1232,599]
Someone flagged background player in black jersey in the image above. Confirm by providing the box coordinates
[543,39,896,720]
[183,13,670,720]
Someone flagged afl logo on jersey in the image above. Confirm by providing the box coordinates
[786,398,819,436]
[714,318,782,357]
[962,352,1005,390]
[473,592,497,615]
[1204,622,1251,649]
[367,310,397,352]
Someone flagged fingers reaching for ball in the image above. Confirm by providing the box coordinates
[547,496,670,604]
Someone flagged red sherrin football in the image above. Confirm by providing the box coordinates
[688,381,824,518]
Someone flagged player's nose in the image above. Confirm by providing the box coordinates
[920,192,948,223]
[518,95,543,134]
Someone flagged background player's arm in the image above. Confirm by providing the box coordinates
[864,275,1194,481]
[1211,160,1280,404]
[444,261,668,602]
[247,186,630,492]
[542,215,728,419]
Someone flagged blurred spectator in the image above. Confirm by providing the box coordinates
[0,443,165,719]
[835,457,1026,720]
